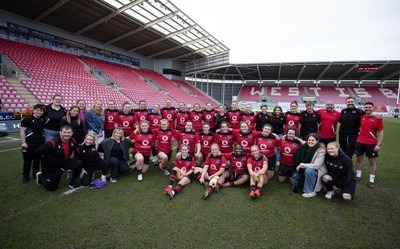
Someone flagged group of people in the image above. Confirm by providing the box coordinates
[20,95,384,202]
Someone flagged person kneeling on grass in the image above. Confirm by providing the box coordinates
[163,145,195,199]
[75,132,109,186]
[293,133,327,198]
[247,145,268,199]
[322,142,356,202]
[34,125,83,191]
[194,143,226,200]
[217,144,249,189]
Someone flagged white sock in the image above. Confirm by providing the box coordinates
[357,170,362,178]
[370,174,375,183]
[101,175,107,181]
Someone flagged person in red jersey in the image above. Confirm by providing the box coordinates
[232,121,261,154]
[217,144,249,189]
[175,102,189,130]
[175,121,200,157]
[240,104,257,130]
[354,102,384,189]
[104,100,119,138]
[153,119,179,176]
[226,101,241,129]
[195,143,226,200]
[116,102,137,136]
[202,102,217,132]
[134,100,148,125]
[247,145,268,199]
[215,104,228,130]
[278,127,303,184]
[163,145,195,199]
[284,101,302,135]
[195,123,215,166]
[213,121,235,153]
[256,124,280,179]
[188,103,203,131]
[317,100,341,146]
[161,99,176,128]
[128,120,156,182]
[147,104,162,129]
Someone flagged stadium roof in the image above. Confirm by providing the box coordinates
[0,0,230,62]
[186,60,400,84]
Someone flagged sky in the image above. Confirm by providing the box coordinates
[172,0,400,64]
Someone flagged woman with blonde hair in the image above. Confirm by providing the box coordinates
[86,99,105,143]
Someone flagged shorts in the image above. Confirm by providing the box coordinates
[355,142,378,158]
[132,152,150,164]
[278,164,296,177]
[319,137,336,146]
[267,155,277,171]
[155,150,172,161]
[228,170,248,181]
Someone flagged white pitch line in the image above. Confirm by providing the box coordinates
[3,136,20,141]
[0,147,20,153]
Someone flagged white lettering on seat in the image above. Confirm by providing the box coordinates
[353,88,371,98]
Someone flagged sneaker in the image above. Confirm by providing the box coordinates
[130,163,136,170]
[110,178,117,183]
[249,190,256,199]
[164,186,173,195]
[356,176,362,181]
[368,181,375,189]
[302,192,316,198]
[66,170,73,179]
[152,155,159,164]
[201,189,211,200]
[137,174,143,181]
[36,172,43,185]
[68,181,79,189]
[325,191,334,199]
[222,182,232,188]
[167,190,175,199]
[21,176,29,184]
[254,189,261,198]
[163,169,170,176]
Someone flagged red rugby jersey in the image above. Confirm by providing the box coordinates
[188,110,203,130]
[226,109,241,129]
[213,131,235,153]
[198,131,215,154]
[176,110,189,130]
[240,112,257,130]
[284,112,302,134]
[255,134,280,158]
[175,155,195,174]
[104,108,119,130]
[223,152,247,175]
[161,107,176,128]
[280,139,302,167]
[356,115,384,145]
[205,154,226,175]
[232,130,261,154]
[147,113,161,129]
[134,109,148,124]
[202,110,217,129]
[153,128,179,153]
[247,155,267,173]
[116,112,137,135]
[175,130,200,154]
[317,109,341,139]
[128,130,156,156]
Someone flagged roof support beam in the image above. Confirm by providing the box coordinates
[296,65,306,81]
[106,12,177,45]
[34,0,71,22]
[316,63,331,81]
[382,68,400,81]
[358,61,389,81]
[257,65,262,81]
[235,66,245,82]
[148,36,209,58]
[173,44,218,59]
[74,0,145,35]
[277,64,282,81]
[337,63,359,81]
[128,25,193,52]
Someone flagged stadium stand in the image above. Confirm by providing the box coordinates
[173,80,220,106]
[0,76,29,111]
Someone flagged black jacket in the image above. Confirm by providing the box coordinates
[324,150,356,187]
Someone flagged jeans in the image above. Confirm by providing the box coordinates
[81,160,110,186]
[275,133,283,163]
[108,157,130,179]
[303,168,318,193]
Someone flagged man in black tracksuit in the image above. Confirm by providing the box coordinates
[34,125,82,191]
[339,97,365,158]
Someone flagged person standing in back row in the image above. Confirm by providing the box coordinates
[317,101,341,146]
[339,97,365,158]
[354,102,384,189]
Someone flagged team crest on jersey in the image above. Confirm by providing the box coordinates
[215,160,220,164]
[352,110,356,113]
[168,131,172,135]
[129,116,133,120]
[190,135,194,138]
[228,136,232,139]
[295,117,299,120]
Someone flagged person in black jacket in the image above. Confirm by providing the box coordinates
[322,142,356,201]
[255,104,270,132]
[300,101,319,140]
[60,105,84,144]
[43,94,67,141]
[76,132,109,186]
[20,103,45,183]
[34,125,83,191]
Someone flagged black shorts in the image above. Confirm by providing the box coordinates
[132,152,150,164]
[228,170,248,181]
[355,142,378,158]
[319,137,336,146]
[155,150,172,161]
[267,155,277,171]
[278,164,296,177]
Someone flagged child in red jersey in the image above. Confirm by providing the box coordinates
[247,145,268,199]
[163,145,195,199]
